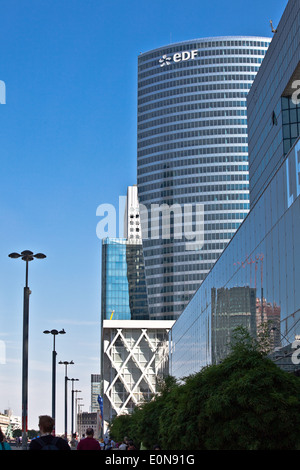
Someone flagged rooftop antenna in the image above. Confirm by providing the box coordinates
[270,20,277,33]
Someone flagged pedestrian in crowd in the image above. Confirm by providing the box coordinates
[119,436,129,450]
[127,439,137,450]
[105,438,112,450]
[70,433,78,450]
[0,427,11,450]
[76,428,101,450]
[29,415,71,450]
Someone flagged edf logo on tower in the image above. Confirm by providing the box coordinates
[159,49,198,67]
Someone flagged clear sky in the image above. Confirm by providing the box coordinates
[0,0,286,435]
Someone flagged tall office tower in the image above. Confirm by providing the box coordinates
[101,186,149,322]
[137,37,271,320]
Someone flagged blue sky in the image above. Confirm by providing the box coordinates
[0,0,286,434]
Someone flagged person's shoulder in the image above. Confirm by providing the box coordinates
[92,438,101,448]
[55,436,71,450]
[29,435,70,450]
[76,438,86,449]
[29,437,43,449]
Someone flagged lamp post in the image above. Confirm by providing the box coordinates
[78,402,84,438]
[59,360,74,439]
[43,329,66,425]
[75,396,83,435]
[8,250,46,450]
[67,379,80,436]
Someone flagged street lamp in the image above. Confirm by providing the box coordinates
[75,396,83,435]
[43,329,66,425]
[72,389,81,437]
[8,250,46,449]
[78,402,85,439]
[59,360,74,439]
[67,379,79,436]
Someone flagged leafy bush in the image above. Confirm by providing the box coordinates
[109,327,300,450]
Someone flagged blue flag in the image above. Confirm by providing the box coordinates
[97,395,103,428]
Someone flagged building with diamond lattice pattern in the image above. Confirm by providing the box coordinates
[101,320,174,431]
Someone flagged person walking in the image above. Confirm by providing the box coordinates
[70,433,78,450]
[76,428,101,450]
[119,436,129,450]
[29,415,71,450]
[0,427,11,450]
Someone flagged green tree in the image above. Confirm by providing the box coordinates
[189,327,300,450]
[13,429,22,438]
[109,326,300,450]
[28,429,39,440]
[109,413,132,443]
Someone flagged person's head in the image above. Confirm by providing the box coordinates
[38,415,55,434]
[85,428,94,438]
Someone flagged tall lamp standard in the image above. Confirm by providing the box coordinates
[59,360,74,439]
[67,378,79,436]
[75,396,83,435]
[43,329,66,425]
[8,250,46,450]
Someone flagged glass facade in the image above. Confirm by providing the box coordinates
[91,374,101,413]
[137,36,271,321]
[101,238,149,321]
[282,95,300,155]
[170,135,300,379]
[247,0,300,207]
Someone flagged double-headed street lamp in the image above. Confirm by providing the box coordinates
[43,329,66,425]
[9,250,46,450]
[59,360,74,439]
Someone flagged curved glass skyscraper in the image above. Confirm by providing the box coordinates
[137,36,271,320]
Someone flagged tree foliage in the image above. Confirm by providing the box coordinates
[109,327,300,450]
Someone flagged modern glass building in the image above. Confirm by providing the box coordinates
[101,238,149,321]
[90,374,101,413]
[247,0,300,206]
[170,134,300,378]
[169,0,300,379]
[137,36,271,321]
